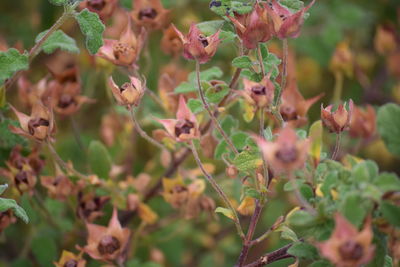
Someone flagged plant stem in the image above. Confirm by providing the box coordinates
[251,216,284,246]
[259,109,269,187]
[243,243,295,267]
[129,107,167,151]
[257,43,266,77]
[288,173,316,215]
[70,116,85,152]
[236,200,263,267]
[275,39,288,107]
[46,141,88,181]
[190,141,244,239]
[333,71,344,103]
[195,61,239,155]
[331,133,342,161]
[5,8,74,90]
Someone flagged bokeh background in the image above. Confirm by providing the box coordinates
[0,0,400,266]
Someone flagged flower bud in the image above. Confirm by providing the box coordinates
[349,104,376,139]
[161,24,183,56]
[239,76,275,109]
[321,100,354,134]
[330,41,354,77]
[172,23,221,64]
[79,0,118,22]
[109,76,145,107]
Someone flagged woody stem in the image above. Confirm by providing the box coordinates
[190,141,244,239]
[129,107,167,151]
[257,43,266,77]
[331,133,342,161]
[195,60,239,155]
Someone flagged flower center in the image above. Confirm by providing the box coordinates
[174,120,194,137]
[88,0,106,11]
[97,235,121,255]
[28,118,49,135]
[275,146,298,163]
[15,171,29,185]
[52,176,64,186]
[58,94,76,109]
[63,259,78,267]
[198,34,209,47]
[113,42,135,61]
[138,8,158,20]
[280,105,297,121]
[251,85,267,95]
[119,82,134,93]
[339,241,364,261]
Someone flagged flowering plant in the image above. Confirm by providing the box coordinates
[1,0,400,266]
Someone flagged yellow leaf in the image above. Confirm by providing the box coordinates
[309,120,323,166]
[215,207,235,220]
[243,101,255,122]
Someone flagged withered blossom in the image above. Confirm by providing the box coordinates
[0,146,43,195]
[238,76,275,109]
[318,214,375,267]
[97,18,146,67]
[79,0,118,22]
[321,100,354,134]
[9,101,55,142]
[162,176,214,219]
[158,64,190,114]
[349,105,376,139]
[41,166,76,201]
[227,3,273,49]
[257,127,310,174]
[265,0,315,39]
[82,208,131,263]
[17,75,48,109]
[161,24,183,56]
[77,192,110,222]
[374,24,398,56]
[0,210,16,233]
[172,23,221,64]
[157,95,200,142]
[330,41,354,77]
[108,76,145,107]
[54,250,86,267]
[280,79,323,127]
[131,0,170,30]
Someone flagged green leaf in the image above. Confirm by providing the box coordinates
[377,103,400,157]
[231,132,249,149]
[340,193,368,228]
[75,9,105,54]
[48,0,67,6]
[232,56,253,69]
[243,186,261,200]
[187,99,203,114]
[287,210,316,228]
[175,67,223,93]
[275,225,299,242]
[88,140,112,179]
[215,207,234,220]
[0,198,29,223]
[232,151,261,172]
[279,0,304,12]
[287,242,319,260]
[196,20,225,35]
[0,48,29,85]
[205,83,229,104]
[0,118,28,148]
[375,173,400,193]
[0,184,8,195]
[32,235,57,267]
[300,183,314,202]
[36,30,79,54]
[380,201,400,227]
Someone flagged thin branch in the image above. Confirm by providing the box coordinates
[236,200,263,267]
[190,140,244,239]
[195,61,239,155]
[129,107,167,151]
[259,109,269,187]
[243,243,295,267]
[331,133,342,161]
[257,43,266,77]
